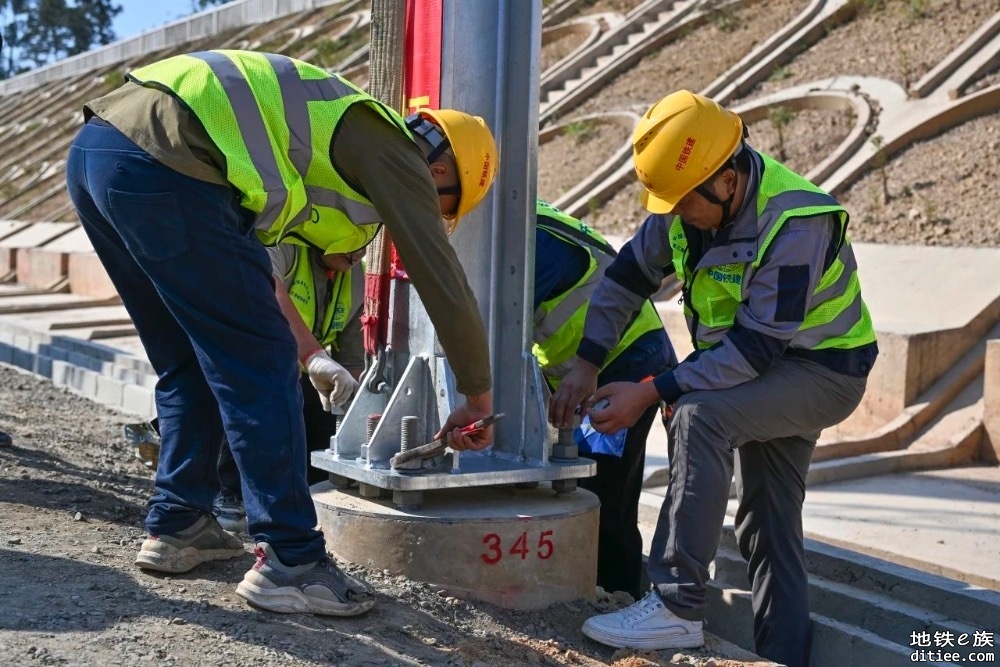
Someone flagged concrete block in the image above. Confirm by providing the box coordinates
[74,367,99,398]
[50,359,72,387]
[66,350,103,372]
[16,247,67,289]
[68,252,118,299]
[983,340,1000,464]
[121,384,155,420]
[0,247,14,275]
[314,484,599,610]
[33,354,52,379]
[12,348,34,371]
[13,333,36,354]
[95,374,124,408]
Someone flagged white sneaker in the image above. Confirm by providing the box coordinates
[582,591,704,650]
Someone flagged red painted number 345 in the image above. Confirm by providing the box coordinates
[481,530,554,565]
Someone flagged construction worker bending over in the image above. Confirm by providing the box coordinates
[549,91,877,667]
[65,49,498,618]
[533,200,675,600]
[214,244,367,532]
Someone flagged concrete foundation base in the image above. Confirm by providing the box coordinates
[312,482,600,610]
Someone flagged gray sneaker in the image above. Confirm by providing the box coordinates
[135,515,245,574]
[213,493,247,534]
[236,542,376,617]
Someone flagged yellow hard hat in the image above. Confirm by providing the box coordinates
[632,90,743,214]
[408,108,499,224]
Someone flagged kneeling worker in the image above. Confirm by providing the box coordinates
[533,200,676,600]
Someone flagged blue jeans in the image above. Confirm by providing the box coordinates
[65,119,325,565]
[218,373,339,494]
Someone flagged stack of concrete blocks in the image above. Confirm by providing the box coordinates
[0,219,155,421]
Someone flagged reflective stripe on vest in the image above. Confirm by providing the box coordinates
[285,247,361,349]
[532,201,663,385]
[129,50,409,254]
[669,154,876,351]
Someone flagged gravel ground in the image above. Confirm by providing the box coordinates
[0,365,770,667]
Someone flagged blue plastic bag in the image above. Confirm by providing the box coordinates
[574,414,627,457]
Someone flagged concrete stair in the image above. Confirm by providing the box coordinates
[637,501,1000,666]
[540,0,698,123]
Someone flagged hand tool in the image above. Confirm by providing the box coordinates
[390,413,505,470]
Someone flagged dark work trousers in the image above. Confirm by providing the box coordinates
[579,403,658,599]
[646,356,867,667]
[65,119,326,565]
[578,329,676,600]
[219,373,339,492]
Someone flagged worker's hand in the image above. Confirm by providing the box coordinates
[436,391,493,452]
[305,350,359,412]
[548,359,600,429]
[588,381,661,434]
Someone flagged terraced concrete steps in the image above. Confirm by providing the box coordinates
[656,509,1000,666]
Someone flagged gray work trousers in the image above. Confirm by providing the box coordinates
[647,355,867,667]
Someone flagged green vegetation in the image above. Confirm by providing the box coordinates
[563,120,596,143]
[768,65,793,82]
[703,0,739,33]
[907,0,930,20]
[767,105,796,162]
[869,134,891,204]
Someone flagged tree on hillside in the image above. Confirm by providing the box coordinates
[0,0,121,78]
[191,0,235,8]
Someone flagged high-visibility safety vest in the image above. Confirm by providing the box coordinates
[128,50,412,255]
[285,247,363,350]
[669,154,876,351]
[533,200,664,386]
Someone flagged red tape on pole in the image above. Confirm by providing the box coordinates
[404,0,443,114]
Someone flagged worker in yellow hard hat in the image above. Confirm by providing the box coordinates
[550,90,878,667]
[65,50,498,619]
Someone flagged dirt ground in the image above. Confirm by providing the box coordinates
[0,365,771,667]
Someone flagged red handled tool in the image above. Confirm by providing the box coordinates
[390,413,505,470]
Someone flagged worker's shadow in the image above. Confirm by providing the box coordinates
[0,448,150,527]
[0,548,538,666]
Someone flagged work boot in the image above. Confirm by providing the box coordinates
[213,492,247,534]
[135,515,245,574]
[236,542,376,617]
[582,590,704,650]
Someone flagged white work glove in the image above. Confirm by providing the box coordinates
[304,349,359,412]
